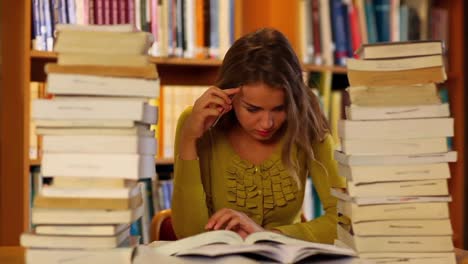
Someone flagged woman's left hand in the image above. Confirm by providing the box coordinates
[205,208,264,239]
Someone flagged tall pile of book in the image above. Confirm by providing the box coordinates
[20,25,160,264]
[333,41,457,264]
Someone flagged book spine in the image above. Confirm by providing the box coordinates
[208,0,218,58]
[32,0,44,50]
[43,0,55,51]
[374,0,390,42]
[67,0,77,24]
[364,0,378,43]
[348,2,362,56]
[311,0,322,65]
[330,0,348,66]
[103,0,111,24]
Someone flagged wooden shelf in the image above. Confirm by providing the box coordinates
[30,50,349,73]
[155,158,175,165]
[303,64,347,74]
[28,159,41,166]
[28,158,173,166]
[30,50,223,66]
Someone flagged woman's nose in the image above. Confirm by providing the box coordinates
[260,112,274,129]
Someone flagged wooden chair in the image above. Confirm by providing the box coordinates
[150,209,177,241]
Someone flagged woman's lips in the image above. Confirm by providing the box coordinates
[256,130,271,137]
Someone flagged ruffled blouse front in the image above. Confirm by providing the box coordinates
[210,130,305,228]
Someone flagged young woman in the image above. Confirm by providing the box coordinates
[171,28,345,243]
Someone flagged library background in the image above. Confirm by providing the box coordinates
[0,0,467,251]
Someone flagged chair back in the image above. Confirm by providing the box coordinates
[150,209,177,241]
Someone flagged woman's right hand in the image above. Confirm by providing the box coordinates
[181,87,240,141]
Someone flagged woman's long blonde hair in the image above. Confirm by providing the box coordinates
[215,28,329,188]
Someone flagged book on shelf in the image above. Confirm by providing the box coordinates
[36,125,155,137]
[25,245,135,264]
[332,188,452,206]
[355,40,444,59]
[45,63,159,79]
[346,179,449,198]
[337,224,453,253]
[345,103,450,121]
[347,66,447,86]
[350,219,452,236]
[40,183,141,199]
[29,82,40,160]
[347,55,444,72]
[337,199,450,222]
[356,252,456,264]
[21,227,130,249]
[54,30,153,55]
[32,204,144,225]
[338,162,451,184]
[34,194,142,210]
[51,177,136,189]
[340,137,449,156]
[346,83,440,107]
[338,118,454,139]
[46,73,160,98]
[54,23,135,32]
[41,153,155,179]
[57,53,150,67]
[35,223,130,237]
[35,119,140,128]
[151,230,356,263]
[42,135,157,155]
[32,97,158,124]
[334,150,457,166]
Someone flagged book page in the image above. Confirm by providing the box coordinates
[152,230,243,256]
[245,232,356,256]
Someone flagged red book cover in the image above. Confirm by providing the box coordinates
[348,2,362,57]
[311,0,322,64]
[127,0,135,25]
[94,0,104,24]
[104,0,111,24]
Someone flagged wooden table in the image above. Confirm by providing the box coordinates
[2,247,468,263]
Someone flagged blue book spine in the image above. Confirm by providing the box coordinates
[138,178,156,219]
[343,3,354,58]
[162,181,171,209]
[130,219,143,243]
[364,0,378,43]
[209,0,219,58]
[43,0,54,51]
[330,0,348,66]
[32,0,44,50]
[374,0,390,42]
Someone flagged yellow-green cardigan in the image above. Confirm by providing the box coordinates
[172,107,346,243]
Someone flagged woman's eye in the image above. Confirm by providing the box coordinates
[273,106,285,112]
[247,108,260,113]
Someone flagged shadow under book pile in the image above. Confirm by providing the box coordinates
[21,24,159,264]
[333,40,457,264]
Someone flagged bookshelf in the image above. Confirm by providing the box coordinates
[0,0,465,249]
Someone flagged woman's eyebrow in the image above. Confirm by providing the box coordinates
[241,100,284,110]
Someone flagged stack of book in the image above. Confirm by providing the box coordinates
[21,25,160,264]
[333,41,457,264]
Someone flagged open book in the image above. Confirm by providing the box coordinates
[151,230,356,263]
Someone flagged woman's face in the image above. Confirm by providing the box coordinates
[232,82,287,142]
